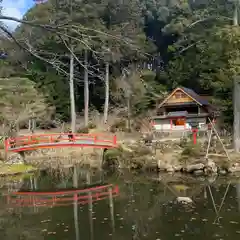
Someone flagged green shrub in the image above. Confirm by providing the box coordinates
[102,148,123,169]
[87,122,96,129]
[0,137,4,149]
[181,142,202,157]
[77,127,89,133]
[104,148,122,161]
[110,119,127,133]
[179,136,188,148]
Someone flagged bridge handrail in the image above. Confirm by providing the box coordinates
[5,133,117,151]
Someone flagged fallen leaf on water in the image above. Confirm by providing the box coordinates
[230,221,238,224]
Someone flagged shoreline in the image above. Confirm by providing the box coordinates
[1,131,240,177]
[0,163,37,177]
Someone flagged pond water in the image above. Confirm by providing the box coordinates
[0,166,240,240]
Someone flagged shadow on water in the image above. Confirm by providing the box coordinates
[0,165,240,239]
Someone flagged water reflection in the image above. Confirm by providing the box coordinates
[0,168,240,239]
[7,184,119,208]
[73,166,79,240]
[237,183,240,211]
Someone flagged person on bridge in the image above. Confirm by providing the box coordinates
[68,130,74,142]
[9,136,16,148]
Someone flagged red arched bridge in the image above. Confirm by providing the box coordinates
[7,184,119,207]
[5,133,117,152]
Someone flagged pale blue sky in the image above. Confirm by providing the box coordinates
[2,0,35,30]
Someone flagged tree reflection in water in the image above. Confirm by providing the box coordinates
[0,169,240,240]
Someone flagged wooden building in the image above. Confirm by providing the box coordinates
[152,87,216,131]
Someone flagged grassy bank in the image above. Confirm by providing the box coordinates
[0,163,37,176]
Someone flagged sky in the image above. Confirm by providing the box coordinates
[1,0,35,30]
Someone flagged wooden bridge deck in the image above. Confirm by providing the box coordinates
[5,133,117,152]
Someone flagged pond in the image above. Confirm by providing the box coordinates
[0,166,240,240]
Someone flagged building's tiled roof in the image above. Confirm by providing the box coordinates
[181,87,209,105]
[158,87,211,108]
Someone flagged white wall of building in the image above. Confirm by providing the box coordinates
[153,118,207,131]
[153,119,171,130]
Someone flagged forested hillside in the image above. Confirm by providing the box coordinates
[0,0,239,130]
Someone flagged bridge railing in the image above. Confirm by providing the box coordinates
[5,133,117,151]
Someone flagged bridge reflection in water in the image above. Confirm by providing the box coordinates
[7,184,119,207]
[6,168,119,240]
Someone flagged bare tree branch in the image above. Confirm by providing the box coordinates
[0,24,69,76]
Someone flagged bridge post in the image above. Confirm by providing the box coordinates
[113,135,117,145]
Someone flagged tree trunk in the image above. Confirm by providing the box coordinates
[233,1,238,26]
[103,62,110,124]
[69,45,76,132]
[84,49,89,127]
[127,90,131,132]
[234,77,240,152]
[108,186,115,234]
